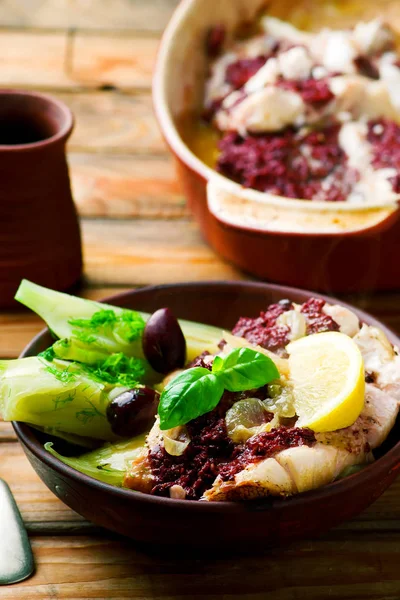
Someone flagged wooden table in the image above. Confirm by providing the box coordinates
[2,1,400,598]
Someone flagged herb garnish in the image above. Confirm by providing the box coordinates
[80,353,146,388]
[43,361,77,384]
[158,347,279,430]
[38,347,56,362]
[69,309,145,345]
[40,346,145,389]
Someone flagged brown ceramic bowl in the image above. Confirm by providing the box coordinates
[13,282,400,548]
[153,0,400,293]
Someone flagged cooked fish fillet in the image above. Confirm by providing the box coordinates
[203,383,399,501]
[127,321,400,502]
[355,324,400,402]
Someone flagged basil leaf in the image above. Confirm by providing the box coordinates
[211,355,223,372]
[158,367,224,430]
[212,347,279,392]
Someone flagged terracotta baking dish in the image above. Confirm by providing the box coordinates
[12,282,400,548]
[153,0,400,293]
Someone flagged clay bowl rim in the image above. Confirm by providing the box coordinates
[0,89,74,152]
[152,0,400,239]
[12,280,400,515]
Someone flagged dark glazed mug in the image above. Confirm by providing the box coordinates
[0,90,82,308]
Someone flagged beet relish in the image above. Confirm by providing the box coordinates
[232,297,339,354]
[149,387,270,500]
[367,119,400,193]
[219,427,316,481]
[216,124,356,202]
[277,77,335,108]
[232,301,293,353]
[300,298,340,335]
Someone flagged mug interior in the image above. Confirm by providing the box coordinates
[0,91,72,148]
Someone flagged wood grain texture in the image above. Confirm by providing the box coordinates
[0,443,83,525]
[62,92,166,154]
[0,31,72,88]
[72,33,158,89]
[0,0,180,32]
[2,533,400,599]
[81,219,245,285]
[0,421,16,441]
[0,31,157,90]
[70,154,186,218]
[0,312,43,359]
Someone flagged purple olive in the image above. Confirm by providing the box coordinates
[278,298,293,310]
[142,307,186,374]
[106,387,159,437]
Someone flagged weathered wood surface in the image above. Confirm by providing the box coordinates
[64,92,166,154]
[71,155,186,218]
[0,31,158,89]
[1,0,400,597]
[1,533,400,599]
[81,219,244,284]
[0,0,180,31]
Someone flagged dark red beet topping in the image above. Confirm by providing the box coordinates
[232,301,292,353]
[206,24,226,58]
[232,297,340,354]
[217,124,356,201]
[300,298,340,334]
[225,54,270,89]
[277,77,334,107]
[367,118,400,193]
[149,413,234,500]
[149,386,270,500]
[219,427,316,481]
[187,351,213,370]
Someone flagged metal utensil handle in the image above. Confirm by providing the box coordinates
[0,479,34,585]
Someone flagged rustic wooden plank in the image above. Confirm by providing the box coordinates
[81,218,245,285]
[0,312,44,359]
[0,31,72,88]
[62,92,166,155]
[0,443,83,525]
[72,33,158,89]
[0,0,179,32]
[0,421,16,441]
[0,31,157,90]
[70,154,186,218]
[3,533,400,599]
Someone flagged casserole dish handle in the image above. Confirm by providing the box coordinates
[207,180,400,238]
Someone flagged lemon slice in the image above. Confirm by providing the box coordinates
[287,332,365,432]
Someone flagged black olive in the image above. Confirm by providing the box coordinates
[278,298,292,310]
[106,387,159,437]
[142,307,186,374]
